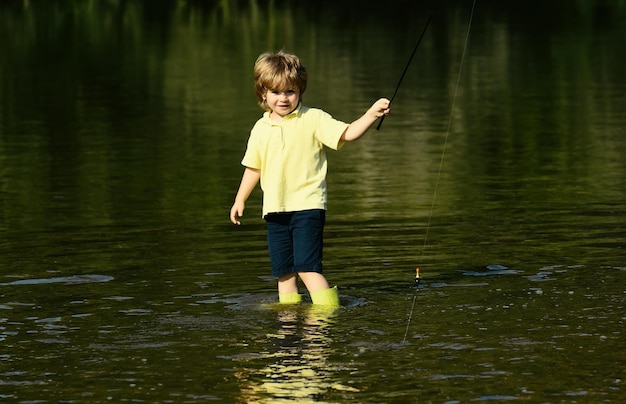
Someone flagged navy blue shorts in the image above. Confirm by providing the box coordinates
[265,209,325,277]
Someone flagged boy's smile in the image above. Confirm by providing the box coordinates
[265,89,300,120]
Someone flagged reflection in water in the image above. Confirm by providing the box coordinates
[1,0,625,402]
[237,306,357,403]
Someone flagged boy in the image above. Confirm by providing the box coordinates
[230,50,390,306]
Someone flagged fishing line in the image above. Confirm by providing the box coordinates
[403,0,478,343]
[377,0,442,131]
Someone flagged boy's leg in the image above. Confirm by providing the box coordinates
[291,210,339,306]
[266,213,296,282]
[266,213,301,303]
[278,273,301,304]
[277,273,298,294]
[291,210,325,286]
[298,272,329,293]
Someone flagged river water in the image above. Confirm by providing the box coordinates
[1,0,625,402]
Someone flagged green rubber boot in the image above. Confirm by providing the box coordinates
[278,293,302,304]
[310,286,340,307]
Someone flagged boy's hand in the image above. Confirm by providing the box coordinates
[369,98,391,118]
[229,167,260,225]
[230,202,245,225]
[343,97,393,141]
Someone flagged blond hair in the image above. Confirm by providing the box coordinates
[253,50,308,111]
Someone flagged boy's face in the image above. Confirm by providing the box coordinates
[263,88,300,119]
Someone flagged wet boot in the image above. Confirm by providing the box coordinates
[310,286,340,307]
[278,292,302,304]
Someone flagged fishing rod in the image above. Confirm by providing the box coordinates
[377,0,442,130]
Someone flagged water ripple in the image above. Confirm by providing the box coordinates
[0,274,114,286]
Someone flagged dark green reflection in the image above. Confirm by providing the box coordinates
[0,1,625,402]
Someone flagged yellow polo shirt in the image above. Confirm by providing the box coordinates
[241,104,349,217]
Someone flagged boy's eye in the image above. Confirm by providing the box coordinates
[270,89,296,95]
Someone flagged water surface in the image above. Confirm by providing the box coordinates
[1,0,625,402]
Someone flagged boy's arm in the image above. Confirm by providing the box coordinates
[341,98,391,142]
[230,167,261,225]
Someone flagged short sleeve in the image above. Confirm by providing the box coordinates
[315,110,349,151]
[241,124,263,169]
